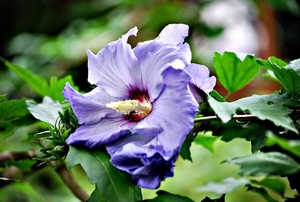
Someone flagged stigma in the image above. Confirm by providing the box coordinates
[106,98,152,120]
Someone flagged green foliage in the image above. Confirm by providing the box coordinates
[198,177,250,195]
[246,186,278,202]
[207,93,298,133]
[5,60,77,102]
[66,146,142,202]
[0,94,31,137]
[180,131,194,161]
[266,132,300,157]
[32,106,76,165]
[201,195,225,202]
[193,134,219,153]
[0,159,36,172]
[144,190,194,202]
[267,57,300,96]
[213,51,260,94]
[250,178,286,196]
[225,152,300,176]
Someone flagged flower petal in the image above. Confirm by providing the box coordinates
[184,63,216,94]
[106,134,176,189]
[156,24,189,45]
[63,83,117,125]
[133,42,191,102]
[87,27,139,99]
[66,117,131,147]
[134,67,198,158]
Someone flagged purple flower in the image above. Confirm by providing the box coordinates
[63,24,216,188]
[106,134,177,189]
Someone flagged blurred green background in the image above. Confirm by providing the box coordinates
[1,0,300,201]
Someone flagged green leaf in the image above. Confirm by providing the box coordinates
[0,98,29,120]
[213,51,260,93]
[247,185,278,202]
[268,57,300,96]
[5,60,77,101]
[209,90,226,102]
[197,177,250,195]
[225,152,300,176]
[87,186,108,202]
[66,146,142,202]
[201,195,225,202]
[193,134,219,153]
[48,76,78,102]
[26,97,63,125]
[180,131,194,161]
[5,61,48,97]
[251,177,286,196]
[207,93,298,133]
[145,190,194,202]
[0,159,36,172]
[266,132,300,157]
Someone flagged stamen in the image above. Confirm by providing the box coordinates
[106,99,152,119]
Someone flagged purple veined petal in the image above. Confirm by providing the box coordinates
[66,117,132,148]
[134,67,198,158]
[83,86,119,105]
[106,135,177,189]
[156,24,189,45]
[133,41,191,102]
[63,83,118,125]
[184,63,216,94]
[86,27,139,99]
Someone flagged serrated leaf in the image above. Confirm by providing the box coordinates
[268,57,300,96]
[207,93,298,133]
[193,134,218,152]
[225,152,300,176]
[213,51,260,93]
[66,146,142,202]
[145,190,194,202]
[26,97,62,125]
[48,75,78,102]
[266,133,300,157]
[5,61,48,97]
[251,177,286,196]
[180,131,194,161]
[197,177,250,195]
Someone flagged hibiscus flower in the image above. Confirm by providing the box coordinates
[63,24,215,188]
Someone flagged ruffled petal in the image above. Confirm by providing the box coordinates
[156,24,189,45]
[134,67,198,158]
[66,117,132,148]
[106,134,176,189]
[184,63,216,94]
[63,83,117,125]
[133,41,191,102]
[87,27,139,99]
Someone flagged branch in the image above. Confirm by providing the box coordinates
[54,163,89,201]
[0,150,89,201]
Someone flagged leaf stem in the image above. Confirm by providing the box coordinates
[225,91,233,100]
[194,114,257,123]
